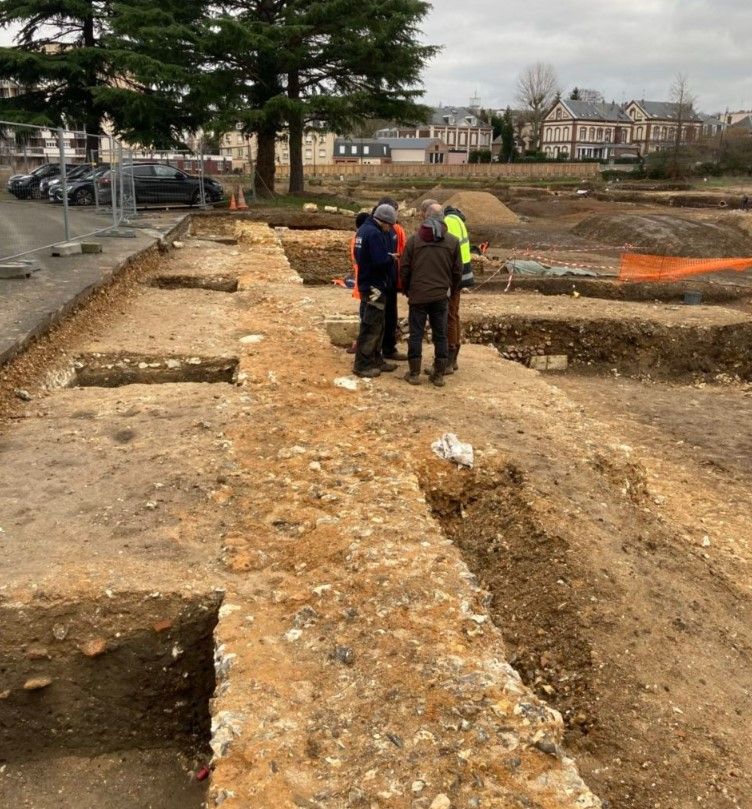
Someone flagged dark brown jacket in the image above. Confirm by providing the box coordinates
[400,226,462,305]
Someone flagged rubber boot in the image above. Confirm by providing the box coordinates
[384,349,408,361]
[429,357,447,387]
[426,352,454,376]
[404,358,422,385]
[379,360,398,373]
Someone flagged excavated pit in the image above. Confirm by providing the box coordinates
[464,314,752,381]
[0,593,221,807]
[148,275,239,293]
[67,353,240,388]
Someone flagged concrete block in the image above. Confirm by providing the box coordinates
[529,355,568,371]
[101,227,137,238]
[0,261,39,279]
[323,205,338,214]
[302,203,319,213]
[325,316,359,347]
[80,242,103,254]
[338,208,355,217]
[50,242,83,257]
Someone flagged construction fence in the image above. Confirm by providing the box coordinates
[0,120,225,264]
[275,161,601,180]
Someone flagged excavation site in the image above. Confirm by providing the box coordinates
[2,194,752,809]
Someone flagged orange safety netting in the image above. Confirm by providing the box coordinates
[619,252,752,283]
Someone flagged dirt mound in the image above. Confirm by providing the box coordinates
[444,190,519,225]
[572,213,752,257]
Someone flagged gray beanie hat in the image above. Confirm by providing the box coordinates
[373,204,397,225]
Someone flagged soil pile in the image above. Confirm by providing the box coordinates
[444,190,519,225]
[572,213,752,257]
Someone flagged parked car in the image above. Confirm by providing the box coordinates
[122,163,223,205]
[7,163,76,199]
[50,166,112,206]
[42,163,95,198]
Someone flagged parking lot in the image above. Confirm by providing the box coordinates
[0,193,112,261]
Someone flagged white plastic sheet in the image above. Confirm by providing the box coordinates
[431,433,474,468]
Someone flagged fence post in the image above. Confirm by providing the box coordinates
[110,135,119,227]
[58,128,70,243]
[199,143,206,207]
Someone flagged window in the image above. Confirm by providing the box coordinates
[589,127,595,141]
[579,127,586,139]
[459,132,466,146]
[470,134,477,146]
[304,149,312,159]
[153,164,182,177]
[597,128,603,140]
[338,145,345,154]
[604,129,611,142]
[636,126,643,140]
[351,145,357,154]
[448,132,455,145]
[555,108,562,119]
[45,140,57,148]
[318,148,326,158]
[305,136,312,144]
[554,127,560,141]
[563,127,569,140]
[131,165,154,177]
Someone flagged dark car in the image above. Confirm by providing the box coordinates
[50,166,112,206]
[7,163,76,199]
[122,163,223,206]
[42,163,95,198]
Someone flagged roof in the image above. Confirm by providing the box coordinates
[730,115,752,131]
[376,137,441,150]
[559,100,632,122]
[334,138,387,147]
[429,106,492,128]
[629,100,703,122]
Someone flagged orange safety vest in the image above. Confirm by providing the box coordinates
[350,223,406,300]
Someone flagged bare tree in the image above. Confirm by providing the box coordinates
[515,62,561,151]
[668,73,697,178]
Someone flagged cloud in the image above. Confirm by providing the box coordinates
[419,0,752,113]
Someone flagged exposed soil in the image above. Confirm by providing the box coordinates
[572,213,752,257]
[4,215,752,809]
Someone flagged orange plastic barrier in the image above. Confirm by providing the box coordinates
[619,252,752,283]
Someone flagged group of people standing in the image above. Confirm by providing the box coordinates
[350,197,473,386]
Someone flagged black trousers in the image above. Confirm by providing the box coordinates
[354,301,385,372]
[382,289,398,356]
[407,299,449,363]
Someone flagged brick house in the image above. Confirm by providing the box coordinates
[541,100,636,160]
[624,100,703,156]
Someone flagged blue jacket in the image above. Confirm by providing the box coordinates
[354,216,394,296]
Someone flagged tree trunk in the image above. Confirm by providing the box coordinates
[82,4,100,163]
[288,71,304,194]
[255,128,276,197]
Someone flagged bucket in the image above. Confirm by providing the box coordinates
[683,291,702,305]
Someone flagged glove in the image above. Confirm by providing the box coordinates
[368,286,382,303]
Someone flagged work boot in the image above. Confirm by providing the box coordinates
[354,367,381,378]
[379,360,398,373]
[425,354,454,376]
[429,358,447,387]
[404,358,422,385]
[384,349,408,361]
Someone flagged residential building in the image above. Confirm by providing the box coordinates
[333,138,391,164]
[729,115,752,135]
[624,100,703,155]
[0,79,22,99]
[699,113,727,138]
[0,127,88,171]
[219,128,337,171]
[541,100,636,160]
[376,137,448,164]
[376,106,493,164]
[724,110,752,126]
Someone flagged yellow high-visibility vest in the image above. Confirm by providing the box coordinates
[445,213,471,265]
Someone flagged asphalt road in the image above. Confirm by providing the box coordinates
[0,193,116,262]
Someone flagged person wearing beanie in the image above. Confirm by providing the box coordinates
[352,204,399,378]
[346,211,371,355]
[371,196,408,362]
[399,203,462,387]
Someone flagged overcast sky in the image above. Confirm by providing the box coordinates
[1,1,751,116]
[419,0,752,114]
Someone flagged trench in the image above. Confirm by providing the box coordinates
[68,353,240,388]
[463,315,752,381]
[148,275,239,293]
[0,593,221,808]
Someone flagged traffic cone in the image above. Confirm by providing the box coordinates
[229,192,237,211]
[237,186,248,210]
